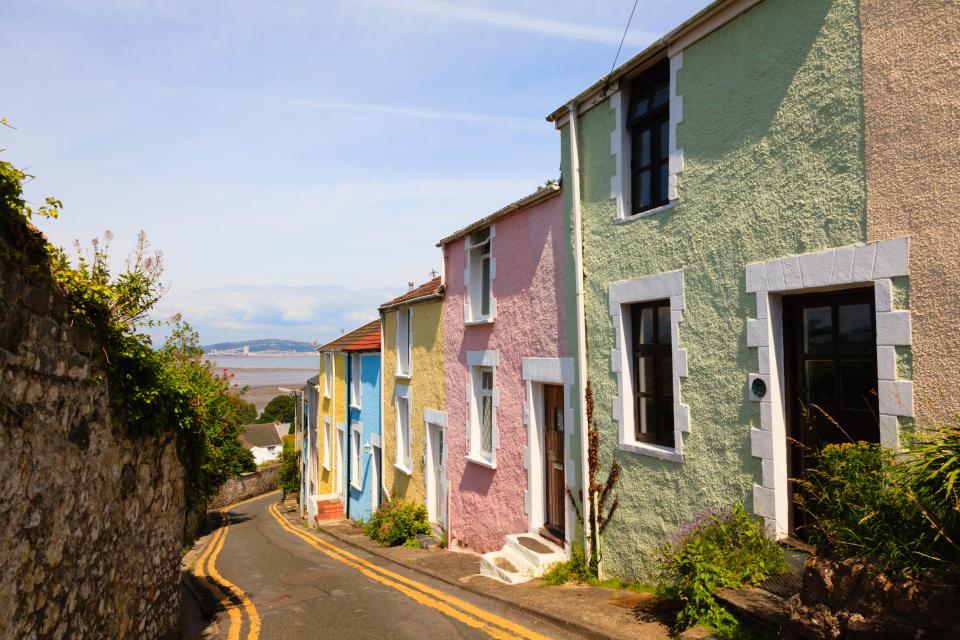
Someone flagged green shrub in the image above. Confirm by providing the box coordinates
[277,434,300,496]
[540,543,590,585]
[798,432,960,577]
[657,504,786,632]
[362,498,431,547]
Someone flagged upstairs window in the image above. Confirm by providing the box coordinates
[323,353,334,398]
[631,300,674,447]
[628,61,670,214]
[467,227,493,321]
[396,307,412,376]
[350,353,362,408]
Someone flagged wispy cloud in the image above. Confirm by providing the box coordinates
[388,0,659,47]
[210,89,546,131]
[151,283,397,345]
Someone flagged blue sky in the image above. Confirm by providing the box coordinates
[5,0,709,345]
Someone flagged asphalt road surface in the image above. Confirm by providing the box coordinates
[191,492,584,640]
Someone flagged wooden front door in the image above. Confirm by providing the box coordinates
[543,384,565,538]
[784,288,879,536]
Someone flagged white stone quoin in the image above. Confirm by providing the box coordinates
[744,236,912,535]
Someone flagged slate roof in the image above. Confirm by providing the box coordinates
[436,184,560,247]
[379,276,444,311]
[318,319,381,352]
[240,423,284,449]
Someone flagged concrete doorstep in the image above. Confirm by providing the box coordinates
[277,498,676,640]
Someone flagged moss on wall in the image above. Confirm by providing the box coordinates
[561,0,867,580]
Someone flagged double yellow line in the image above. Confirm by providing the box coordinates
[192,494,271,640]
[267,502,551,640]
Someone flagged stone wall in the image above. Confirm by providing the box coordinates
[208,465,279,510]
[0,216,185,640]
[783,558,960,639]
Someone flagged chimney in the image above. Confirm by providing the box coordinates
[408,281,415,291]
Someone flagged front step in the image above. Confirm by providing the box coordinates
[479,533,568,585]
[315,498,344,522]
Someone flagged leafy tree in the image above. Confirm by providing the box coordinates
[257,394,295,424]
[277,434,300,497]
[235,398,258,425]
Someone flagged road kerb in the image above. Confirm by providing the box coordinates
[275,501,619,640]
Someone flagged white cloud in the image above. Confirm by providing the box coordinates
[151,283,397,344]
[387,0,659,46]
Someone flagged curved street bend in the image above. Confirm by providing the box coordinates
[187,492,585,640]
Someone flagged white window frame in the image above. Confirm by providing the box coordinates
[350,353,362,409]
[350,422,363,490]
[396,306,412,378]
[465,350,499,468]
[464,226,496,324]
[322,417,332,470]
[609,270,689,463]
[394,384,412,474]
[610,52,684,224]
[323,353,333,398]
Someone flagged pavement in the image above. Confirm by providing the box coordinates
[181,491,679,639]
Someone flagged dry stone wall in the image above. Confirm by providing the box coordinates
[208,465,279,510]
[0,218,185,640]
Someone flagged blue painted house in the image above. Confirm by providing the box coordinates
[322,320,383,522]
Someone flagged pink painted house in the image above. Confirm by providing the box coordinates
[439,184,578,583]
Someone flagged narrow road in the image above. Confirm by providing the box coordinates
[191,492,584,639]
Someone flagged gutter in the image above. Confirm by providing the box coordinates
[568,101,594,572]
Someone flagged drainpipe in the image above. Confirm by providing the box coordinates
[568,100,594,572]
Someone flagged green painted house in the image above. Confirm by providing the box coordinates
[550,0,917,581]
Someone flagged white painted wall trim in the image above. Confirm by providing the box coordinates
[745,237,912,536]
[466,350,499,367]
[465,353,500,468]
[609,270,689,460]
[521,357,575,385]
[609,52,684,222]
[424,408,447,427]
[522,360,577,548]
[463,224,497,323]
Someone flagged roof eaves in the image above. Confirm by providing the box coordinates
[378,288,444,312]
[545,0,759,123]
[436,184,560,248]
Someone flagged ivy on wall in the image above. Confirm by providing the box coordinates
[1,159,255,516]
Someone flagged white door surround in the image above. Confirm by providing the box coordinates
[745,237,912,536]
[424,408,448,531]
[521,357,576,548]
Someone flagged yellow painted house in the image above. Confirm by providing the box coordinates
[379,277,448,531]
[307,344,347,522]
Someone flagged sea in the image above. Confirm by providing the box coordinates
[206,355,319,388]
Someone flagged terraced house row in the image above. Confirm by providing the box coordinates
[292,0,959,582]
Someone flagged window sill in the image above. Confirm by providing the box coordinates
[615,200,678,225]
[349,403,361,411]
[465,453,496,470]
[350,479,363,492]
[395,372,412,381]
[393,462,413,476]
[619,440,683,463]
[465,316,495,326]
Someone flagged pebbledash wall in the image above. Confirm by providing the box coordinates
[346,350,382,521]
[442,189,575,553]
[0,217,185,639]
[381,290,445,507]
[860,0,960,424]
[557,0,902,580]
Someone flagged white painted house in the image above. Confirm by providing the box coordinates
[240,423,284,466]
